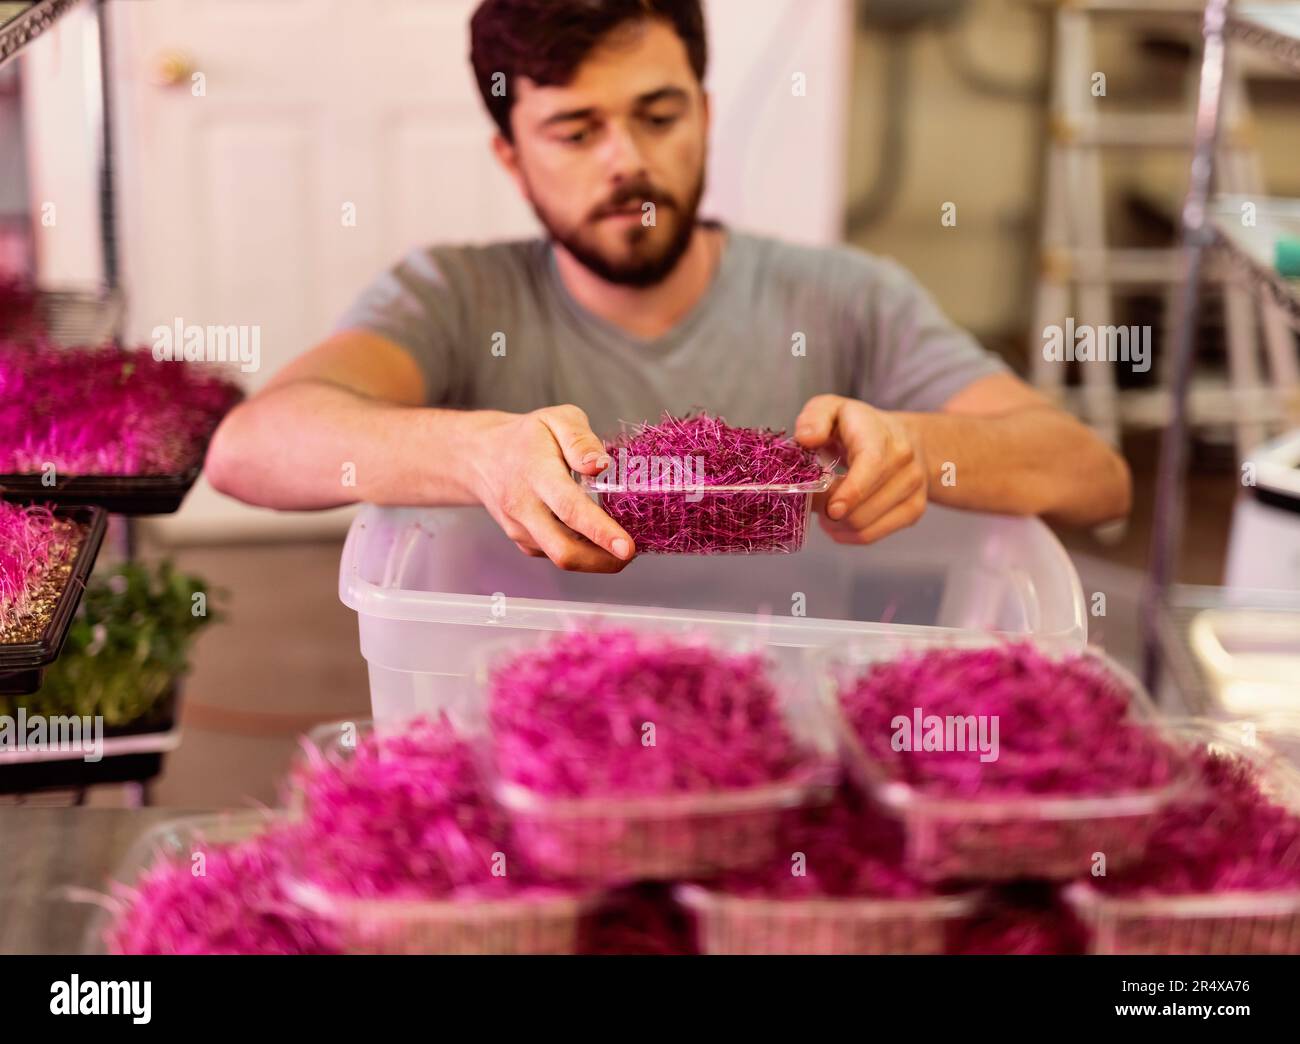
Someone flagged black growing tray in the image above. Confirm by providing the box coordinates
[0,464,204,515]
[0,688,178,795]
[0,504,108,695]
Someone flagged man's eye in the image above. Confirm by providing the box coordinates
[561,127,594,145]
[645,113,679,129]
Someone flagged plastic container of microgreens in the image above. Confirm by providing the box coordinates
[821,636,1195,882]
[339,503,1089,729]
[80,809,285,955]
[476,628,839,884]
[579,473,832,555]
[0,504,107,695]
[674,885,982,956]
[1065,721,1300,955]
[283,718,595,955]
[283,879,591,956]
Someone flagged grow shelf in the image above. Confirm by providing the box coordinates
[1229,4,1300,73]
[0,687,180,794]
[0,503,107,695]
[0,464,206,515]
[0,0,84,70]
[1155,585,1300,718]
[18,286,123,347]
[1210,197,1300,329]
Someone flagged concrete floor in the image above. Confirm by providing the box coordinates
[67,428,1241,811]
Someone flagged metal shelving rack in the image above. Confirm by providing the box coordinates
[0,1,173,807]
[1143,1,1300,693]
[0,0,83,67]
[1209,196,1300,326]
[1229,2,1300,67]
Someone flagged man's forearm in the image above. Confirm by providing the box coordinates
[206,380,500,510]
[897,407,1131,526]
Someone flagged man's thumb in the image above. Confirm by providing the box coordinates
[794,394,843,449]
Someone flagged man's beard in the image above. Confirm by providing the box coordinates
[530,168,706,288]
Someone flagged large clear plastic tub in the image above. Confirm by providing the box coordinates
[340,504,1087,727]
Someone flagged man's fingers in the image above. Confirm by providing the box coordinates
[837,465,924,531]
[516,500,628,573]
[824,438,891,520]
[848,491,928,545]
[536,470,635,561]
[536,405,610,475]
[820,490,926,545]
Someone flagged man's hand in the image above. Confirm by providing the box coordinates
[794,394,928,545]
[471,405,636,572]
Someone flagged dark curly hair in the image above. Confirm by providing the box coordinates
[470,0,708,141]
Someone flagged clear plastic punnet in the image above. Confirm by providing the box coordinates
[476,629,838,884]
[820,637,1195,882]
[282,880,590,956]
[339,504,1088,727]
[1064,720,1300,955]
[675,884,981,956]
[580,472,832,554]
[79,810,284,955]
[285,718,595,955]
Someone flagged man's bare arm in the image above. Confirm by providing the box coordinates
[902,373,1132,526]
[205,330,636,571]
[796,374,1131,544]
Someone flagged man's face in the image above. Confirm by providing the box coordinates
[497,18,709,287]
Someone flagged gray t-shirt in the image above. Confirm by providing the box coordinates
[335,228,1008,437]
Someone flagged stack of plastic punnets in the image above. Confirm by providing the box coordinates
[806,640,1300,956]
[88,498,1300,955]
[89,624,1300,956]
[91,630,828,954]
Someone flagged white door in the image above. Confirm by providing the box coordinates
[29,0,850,541]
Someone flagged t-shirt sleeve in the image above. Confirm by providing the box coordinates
[855,254,1009,412]
[333,247,462,405]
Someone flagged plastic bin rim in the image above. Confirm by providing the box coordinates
[338,505,1089,645]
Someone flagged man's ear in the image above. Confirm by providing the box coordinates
[492,133,527,197]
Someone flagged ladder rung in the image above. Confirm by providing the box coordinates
[1051,115,1253,149]
[1041,248,1239,286]
[1017,1,1207,14]
[1063,383,1298,428]
[1050,115,1185,148]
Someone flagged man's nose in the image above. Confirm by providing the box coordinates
[602,121,648,181]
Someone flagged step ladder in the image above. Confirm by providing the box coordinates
[1029,0,1297,457]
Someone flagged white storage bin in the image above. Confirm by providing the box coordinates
[339,504,1087,726]
[1226,428,1300,592]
